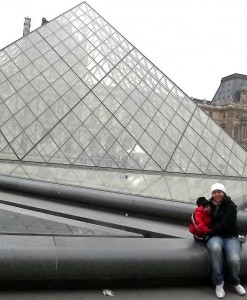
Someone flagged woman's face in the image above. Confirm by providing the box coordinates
[212,190,224,203]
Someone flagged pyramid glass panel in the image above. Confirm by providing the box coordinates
[0,1,247,206]
[0,204,138,236]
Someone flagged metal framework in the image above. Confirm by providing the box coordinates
[0,2,247,205]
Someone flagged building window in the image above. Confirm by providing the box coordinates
[233,127,238,139]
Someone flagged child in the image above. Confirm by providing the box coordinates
[189,197,212,242]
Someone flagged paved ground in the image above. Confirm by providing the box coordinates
[0,285,246,300]
[0,281,246,299]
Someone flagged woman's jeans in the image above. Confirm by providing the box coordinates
[207,236,241,285]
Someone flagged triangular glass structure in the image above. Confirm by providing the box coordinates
[0,1,247,179]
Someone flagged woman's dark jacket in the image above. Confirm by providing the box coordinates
[208,195,238,238]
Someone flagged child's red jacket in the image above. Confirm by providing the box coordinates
[189,206,211,237]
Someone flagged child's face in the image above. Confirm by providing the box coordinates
[204,205,211,213]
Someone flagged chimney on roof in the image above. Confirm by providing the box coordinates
[23,17,31,36]
[41,17,49,26]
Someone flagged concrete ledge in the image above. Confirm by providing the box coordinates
[0,236,56,280]
[0,235,246,280]
[54,237,210,280]
[0,176,246,232]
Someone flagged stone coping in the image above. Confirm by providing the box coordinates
[0,235,246,280]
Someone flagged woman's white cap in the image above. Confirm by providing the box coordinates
[211,183,226,194]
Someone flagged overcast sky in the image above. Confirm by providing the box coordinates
[0,0,247,100]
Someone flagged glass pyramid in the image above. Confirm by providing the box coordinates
[0,2,247,204]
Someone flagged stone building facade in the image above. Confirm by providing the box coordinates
[193,73,247,149]
[194,90,247,149]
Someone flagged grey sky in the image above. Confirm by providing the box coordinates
[0,0,247,101]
